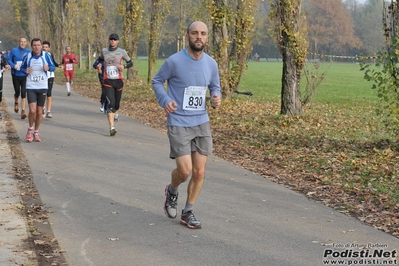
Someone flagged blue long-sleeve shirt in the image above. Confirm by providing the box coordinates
[152,49,221,127]
[7,46,31,76]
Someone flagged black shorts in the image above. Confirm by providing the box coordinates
[27,89,47,107]
[103,79,124,91]
[47,77,54,97]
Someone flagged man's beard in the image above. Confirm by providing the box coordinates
[189,40,204,52]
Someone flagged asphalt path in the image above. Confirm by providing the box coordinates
[2,72,398,266]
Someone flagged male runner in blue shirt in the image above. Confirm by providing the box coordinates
[152,21,222,229]
[7,37,30,119]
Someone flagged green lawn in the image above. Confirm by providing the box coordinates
[77,59,376,102]
[127,60,377,104]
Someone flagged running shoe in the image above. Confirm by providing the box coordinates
[46,112,52,118]
[33,131,41,142]
[21,110,27,119]
[26,128,34,142]
[14,102,19,113]
[180,210,202,229]
[99,103,104,112]
[164,185,178,219]
[114,113,119,122]
[110,127,117,136]
[67,92,71,96]
[42,107,46,117]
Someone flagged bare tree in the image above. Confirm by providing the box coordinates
[229,0,257,91]
[307,0,361,57]
[118,0,144,80]
[207,0,230,96]
[93,0,106,56]
[10,0,31,40]
[59,0,69,54]
[0,0,23,46]
[147,0,171,84]
[270,0,308,116]
[207,0,259,97]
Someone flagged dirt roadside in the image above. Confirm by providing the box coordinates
[0,104,68,266]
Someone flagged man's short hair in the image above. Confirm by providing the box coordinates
[43,41,50,47]
[31,38,42,46]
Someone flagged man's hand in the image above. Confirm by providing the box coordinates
[117,64,124,71]
[165,101,177,114]
[25,67,33,74]
[211,94,221,109]
[97,63,102,74]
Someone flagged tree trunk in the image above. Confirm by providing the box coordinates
[211,0,230,97]
[59,0,68,52]
[229,0,255,92]
[147,0,169,84]
[129,0,143,80]
[28,1,40,38]
[280,38,302,116]
[270,0,306,116]
[147,2,158,84]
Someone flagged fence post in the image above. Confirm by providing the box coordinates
[88,44,91,71]
[79,43,82,69]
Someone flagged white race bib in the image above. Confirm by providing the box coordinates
[16,61,22,71]
[30,71,45,82]
[106,66,119,78]
[182,86,207,111]
[66,63,73,70]
[28,58,48,88]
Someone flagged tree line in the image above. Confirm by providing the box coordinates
[0,0,383,60]
[0,0,388,116]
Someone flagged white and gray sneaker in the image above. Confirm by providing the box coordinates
[114,113,119,122]
[164,185,178,218]
[180,210,202,229]
[99,103,104,112]
[110,127,117,136]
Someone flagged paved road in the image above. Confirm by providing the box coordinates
[1,72,398,266]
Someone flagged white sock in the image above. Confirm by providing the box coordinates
[66,82,70,92]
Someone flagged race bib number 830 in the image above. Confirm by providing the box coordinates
[183,86,207,111]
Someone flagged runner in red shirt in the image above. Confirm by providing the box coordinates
[61,46,78,96]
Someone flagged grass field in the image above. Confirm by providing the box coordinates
[76,59,378,103]
[67,60,399,237]
[131,60,378,103]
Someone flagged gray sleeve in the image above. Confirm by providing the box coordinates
[121,48,131,62]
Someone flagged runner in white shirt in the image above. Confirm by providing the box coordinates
[20,38,56,142]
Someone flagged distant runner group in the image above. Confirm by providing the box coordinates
[2,33,133,140]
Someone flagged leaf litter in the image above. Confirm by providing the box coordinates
[70,76,399,239]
